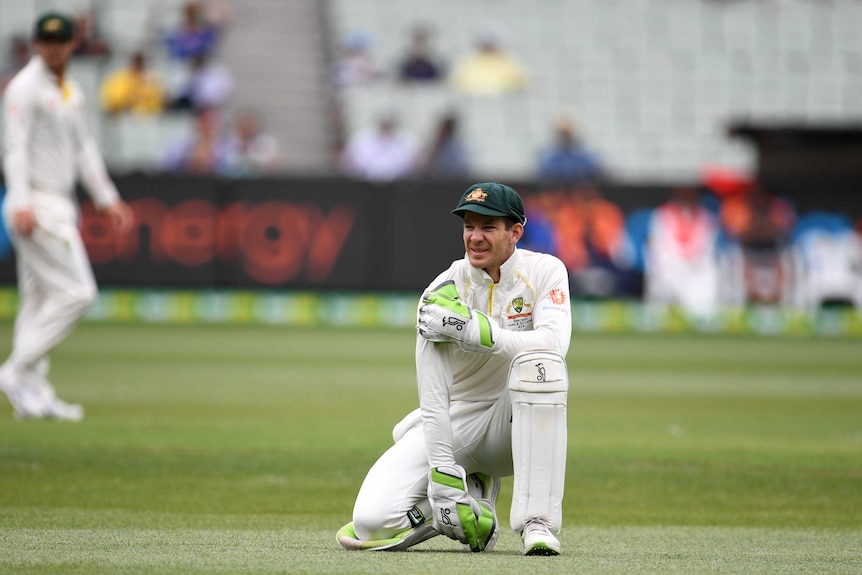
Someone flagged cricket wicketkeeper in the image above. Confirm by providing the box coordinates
[337,182,572,555]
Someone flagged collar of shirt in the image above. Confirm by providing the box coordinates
[467,246,522,287]
[32,55,73,100]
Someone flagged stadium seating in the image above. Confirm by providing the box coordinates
[328,0,862,182]
[2,1,861,182]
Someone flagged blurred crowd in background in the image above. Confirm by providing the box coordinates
[518,173,862,322]
[1,0,860,313]
[1,0,280,177]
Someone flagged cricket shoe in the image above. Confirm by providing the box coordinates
[39,398,84,422]
[0,366,83,421]
[26,371,84,422]
[336,518,438,551]
[521,519,560,556]
[0,367,46,419]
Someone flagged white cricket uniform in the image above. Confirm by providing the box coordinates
[352,247,572,541]
[1,56,118,383]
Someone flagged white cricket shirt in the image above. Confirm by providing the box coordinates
[2,56,118,223]
[416,247,573,467]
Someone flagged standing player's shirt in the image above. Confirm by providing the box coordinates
[3,56,118,223]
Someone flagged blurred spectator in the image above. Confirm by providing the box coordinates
[397,25,445,83]
[163,1,221,61]
[99,52,165,116]
[791,212,862,311]
[548,184,629,298]
[451,22,527,95]
[0,36,29,96]
[721,184,796,305]
[338,112,418,182]
[160,108,223,173]
[333,30,383,88]
[73,10,112,58]
[538,118,604,183]
[702,165,752,198]
[167,53,233,112]
[644,186,721,321]
[216,110,281,176]
[421,112,469,178]
[198,0,233,30]
[520,195,557,255]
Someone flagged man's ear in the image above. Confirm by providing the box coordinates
[511,223,524,244]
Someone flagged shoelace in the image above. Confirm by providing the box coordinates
[523,521,551,536]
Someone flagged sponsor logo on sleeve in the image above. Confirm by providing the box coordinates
[548,288,567,305]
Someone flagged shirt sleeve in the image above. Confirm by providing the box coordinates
[492,256,572,358]
[416,334,458,468]
[2,81,35,213]
[415,267,460,468]
[73,88,120,207]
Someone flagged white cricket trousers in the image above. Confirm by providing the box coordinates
[5,219,97,376]
[352,397,514,542]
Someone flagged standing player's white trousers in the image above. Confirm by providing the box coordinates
[4,219,97,378]
[352,397,513,542]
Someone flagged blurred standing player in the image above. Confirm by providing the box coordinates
[0,12,132,420]
[337,183,571,555]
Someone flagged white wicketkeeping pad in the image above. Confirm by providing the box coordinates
[507,351,568,533]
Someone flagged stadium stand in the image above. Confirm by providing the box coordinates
[0,0,336,175]
[328,0,862,182]
[1,0,861,181]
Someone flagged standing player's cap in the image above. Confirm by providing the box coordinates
[452,182,527,225]
[33,12,75,42]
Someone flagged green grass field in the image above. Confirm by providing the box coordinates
[0,322,860,574]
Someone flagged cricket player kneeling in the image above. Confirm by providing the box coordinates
[336,182,572,555]
[509,350,568,556]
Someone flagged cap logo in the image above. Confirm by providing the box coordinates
[44,18,63,32]
[465,188,488,203]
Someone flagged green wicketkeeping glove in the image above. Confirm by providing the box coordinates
[427,465,495,552]
[417,281,498,353]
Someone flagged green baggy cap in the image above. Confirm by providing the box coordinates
[452,182,526,225]
[34,12,75,42]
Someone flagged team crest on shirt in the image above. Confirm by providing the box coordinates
[504,296,533,330]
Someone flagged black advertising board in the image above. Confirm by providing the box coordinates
[2,174,858,292]
[0,175,468,291]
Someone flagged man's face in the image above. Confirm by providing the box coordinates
[34,38,76,74]
[462,211,522,280]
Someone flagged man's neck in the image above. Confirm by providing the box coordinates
[38,57,65,83]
